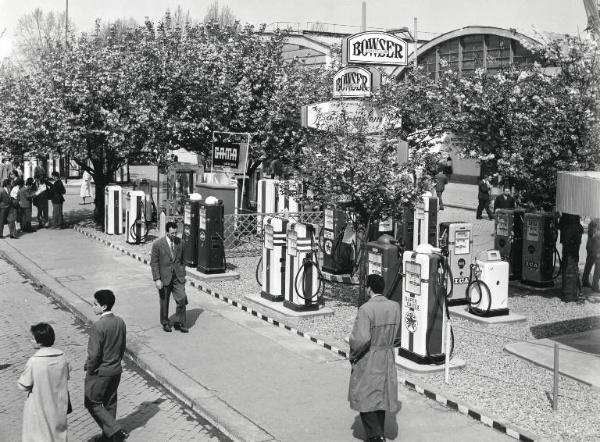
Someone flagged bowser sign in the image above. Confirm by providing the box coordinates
[333,66,373,98]
[343,31,408,66]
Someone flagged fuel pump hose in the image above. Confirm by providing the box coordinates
[255,255,263,287]
[425,254,455,361]
[129,217,149,243]
[466,264,492,316]
[294,255,324,304]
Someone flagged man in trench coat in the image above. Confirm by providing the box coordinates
[348,274,402,442]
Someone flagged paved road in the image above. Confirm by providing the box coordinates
[0,257,228,442]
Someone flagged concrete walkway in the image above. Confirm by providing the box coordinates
[0,228,512,442]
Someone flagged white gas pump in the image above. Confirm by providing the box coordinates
[257,179,279,232]
[104,185,123,235]
[439,222,473,305]
[125,190,147,244]
[399,243,450,364]
[259,216,288,302]
[278,180,301,218]
[284,222,322,311]
[413,193,438,247]
[467,250,509,316]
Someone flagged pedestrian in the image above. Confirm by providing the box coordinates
[0,179,17,238]
[84,289,129,442]
[19,177,35,232]
[348,274,401,442]
[493,185,516,212]
[443,156,453,180]
[48,171,67,228]
[583,218,600,290]
[33,175,50,228]
[18,322,70,442]
[434,169,449,210]
[150,221,189,333]
[476,175,494,220]
[80,170,93,205]
[10,168,20,186]
[0,157,10,183]
[10,178,22,233]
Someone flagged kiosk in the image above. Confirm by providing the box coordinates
[104,185,123,235]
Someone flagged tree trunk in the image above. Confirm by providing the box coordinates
[559,214,583,302]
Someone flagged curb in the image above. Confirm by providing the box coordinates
[69,224,538,442]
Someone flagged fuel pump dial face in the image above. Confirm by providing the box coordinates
[287,229,298,256]
[199,207,206,230]
[404,261,421,295]
[454,230,471,255]
[265,224,274,250]
[367,249,383,276]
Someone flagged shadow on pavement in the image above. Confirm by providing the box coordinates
[169,308,204,329]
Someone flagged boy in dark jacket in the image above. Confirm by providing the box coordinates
[48,172,66,228]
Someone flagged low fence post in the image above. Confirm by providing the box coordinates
[553,342,559,411]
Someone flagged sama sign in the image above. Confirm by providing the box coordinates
[343,31,408,66]
[333,66,374,98]
[211,131,250,174]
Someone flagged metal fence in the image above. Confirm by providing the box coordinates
[224,211,323,257]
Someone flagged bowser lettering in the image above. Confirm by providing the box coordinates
[335,72,369,92]
[352,38,404,59]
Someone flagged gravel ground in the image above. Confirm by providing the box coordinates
[75,207,600,442]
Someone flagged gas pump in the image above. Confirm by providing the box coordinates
[366,235,402,304]
[321,204,354,275]
[257,178,279,232]
[113,163,129,183]
[137,179,156,222]
[104,185,123,235]
[413,193,438,247]
[521,212,559,287]
[260,216,288,302]
[284,222,322,311]
[494,209,525,280]
[197,197,226,274]
[125,190,147,244]
[439,222,473,305]
[399,244,450,365]
[182,193,203,267]
[396,207,415,252]
[367,217,395,242]
[467,250,509,316]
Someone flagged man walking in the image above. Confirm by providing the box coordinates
[0,179,13,238]
[84,290,128,442]
[150,221,188,333]
[348,274,401,442]
[434,169,449,210]
[476,175,494,220]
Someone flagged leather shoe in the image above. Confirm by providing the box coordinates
[162,324,172,332]
[178,326,189,333]
[110,429,129,441]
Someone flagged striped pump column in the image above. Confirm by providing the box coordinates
[104,185,123,235]
[399,248,446,365]
[284,222,320,312]
[413,193,438,248]
[261,216,288,302]
[257,179,279,233]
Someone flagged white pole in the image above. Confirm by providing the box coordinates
[361,2,366,32]
[444,319,451,383]
[414,17,418,69]
[553,342,559,411]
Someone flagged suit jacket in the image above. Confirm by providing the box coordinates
[493,195,516,212]
[85,313,126,376]
[0,187,10,209]
[150,236,186,286]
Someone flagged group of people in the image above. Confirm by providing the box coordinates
[18,290,128,442]
[0,158,67,238]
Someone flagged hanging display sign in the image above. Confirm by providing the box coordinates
[211,131,250,174]
[333,66,373,98]
[343,31,408,66]
[300,100,384,134]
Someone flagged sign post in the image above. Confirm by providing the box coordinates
[212,131,251,212]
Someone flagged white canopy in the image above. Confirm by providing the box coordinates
[556,171,600,218]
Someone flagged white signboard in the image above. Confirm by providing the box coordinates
[333,66,372,98]
[301,100,384,134]
[344,31,408,66]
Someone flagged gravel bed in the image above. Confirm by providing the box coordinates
[75,208,600,441]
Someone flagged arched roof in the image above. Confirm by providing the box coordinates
[391,26,542,77]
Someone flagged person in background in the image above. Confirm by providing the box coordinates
[19,177,35,232]
[18,322,70,442]
[443,156,453,180]
[476,175,494,220]
[84,290,128,442]
[348,274,401,442]
[493,185,516,212]
[434,169,449,210]
[34,174,50,228]
[0,157,10,183]
[48,171,67,229]
[0,178,17,238]
[10,168,20,186]
[10,178,22,232]
[80,170,93,205]
[583,218,600,290]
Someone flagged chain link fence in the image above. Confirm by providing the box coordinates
[224,211,324,257]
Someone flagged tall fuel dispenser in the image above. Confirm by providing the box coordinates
[125,190,147,244]
[366,235,402,304]
[104,184,123,235]
[284,222,322,311]
[494,209,525,280]
[396,207,414,252]
[137,179,156,222]
[197,197,226,274]
[257,178,279,232]
[399,244,450,365]
[439,222,473,305]
[182,193,203,267]
[413,193,438,247]
[521,212,559,287]
[467,250,509,316]
[260,216,288,302]
[321,204,354,275]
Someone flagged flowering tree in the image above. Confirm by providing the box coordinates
[446,36,600,208]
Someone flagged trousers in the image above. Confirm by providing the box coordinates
[159,275,187,326]
[360,410,386,441]
[84,373,122,437]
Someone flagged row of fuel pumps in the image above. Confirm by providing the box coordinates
[104,184,154,244]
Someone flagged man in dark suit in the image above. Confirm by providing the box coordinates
[150,221,188,333]
[494,186,516,212]
[85,289,128,442]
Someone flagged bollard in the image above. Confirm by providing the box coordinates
[553,342,559,411]
[445,320,451,384]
